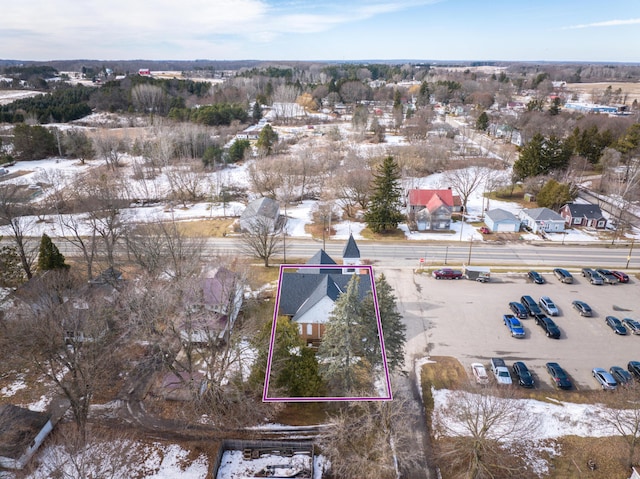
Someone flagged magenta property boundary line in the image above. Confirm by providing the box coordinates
[262,264,393,402]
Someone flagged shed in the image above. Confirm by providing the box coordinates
[484,208,521,233]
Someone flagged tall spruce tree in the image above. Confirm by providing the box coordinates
[38,233,69,271]
[360,273,406,373]
[364,156,405,234]
[318,275,372,395]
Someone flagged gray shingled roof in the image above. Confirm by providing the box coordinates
[485,208,518,222]
[279,272,371,318]
[522,207,564,221]
[342,233,361,259]
[303,250,337,274]
[563,203,604,219]
[240,197,279,223]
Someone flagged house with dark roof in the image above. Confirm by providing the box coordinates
[0,405,53,470]
[484,208,521,233]
[279,271,371,347]
[239,197,281,232]
[519,207,565,233]
[278,235,369,346]
[406,189,458,231]
[559,203,606,229]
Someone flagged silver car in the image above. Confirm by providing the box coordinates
[539,296,559,316]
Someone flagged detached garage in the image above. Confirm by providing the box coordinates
[484,208,521,233]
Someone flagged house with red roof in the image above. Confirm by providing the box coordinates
[406,189,458,231]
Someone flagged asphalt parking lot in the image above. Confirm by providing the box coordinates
[380,267,640,391]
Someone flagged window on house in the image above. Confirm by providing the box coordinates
[306,324,313,336]
[298,323,303,335]
[573,218,581,224]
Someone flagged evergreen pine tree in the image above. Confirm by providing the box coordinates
[318,275,371,395]
[476,111,489,131]
[360,273,407,373]
[364,156,405,233]
[256,124,278,156]
[252,100,263,123]
[38,233,69,271]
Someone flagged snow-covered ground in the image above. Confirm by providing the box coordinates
[2,155,630,243]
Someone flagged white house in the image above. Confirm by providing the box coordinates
[519,207,565,233]
[484,208,521,233]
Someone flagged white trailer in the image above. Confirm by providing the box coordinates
[463,265,490,282]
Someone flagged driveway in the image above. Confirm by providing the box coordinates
[380,267,640,391]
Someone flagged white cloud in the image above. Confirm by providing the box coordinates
[564,17,640,29]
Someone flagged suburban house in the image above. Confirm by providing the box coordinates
[484,208,521,233]
[239,197,281,232]
[278,236,371,347]
[559,203,606,229]
[519,207,566,233]
[180,267,244,344]
[0,405,53,470]
[407,189,459,231]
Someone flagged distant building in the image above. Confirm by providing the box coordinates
[239,197,281,233]
[519,207,565,233]
[564,102,619,114]
[407,189,459,231]
[559,203,606,229]
[138,68,151,76]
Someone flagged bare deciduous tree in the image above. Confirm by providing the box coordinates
[599,387,640,467]
[240,215,283,267]
[131,83,165,114]
[433,386,540,479]
[443,165,494,212]
[319,387,424,479]
[0,184,37,279]
[166,163,207,207]
[124,218,204,281]
[93,132,127,170]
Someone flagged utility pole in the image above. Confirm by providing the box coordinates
[626,239,635,269]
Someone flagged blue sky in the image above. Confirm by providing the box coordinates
[1,0,639,62]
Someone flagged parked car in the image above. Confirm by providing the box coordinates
[592,368,618,390]
[611,270,630,283]
[596,269,619,285]
[527,270,545,284]
[539,296,559,316]
[623,318,640,335]
[512,361,534,388]
[628,361,640,380]
[582,268,604,285]
[503,314,525,338]
[480,226,491,234]
[490,358,512,385]
[471,362,489,385]
[534,314,561,339]
[546,362,572,389]
[610,366,632,385]
[0,167,9,176]
[432,268,463,280]
[520,295,543,316]
[571,300,593,317]
[553,268,574,284]
[605,316,628,335]
[509,301,528,320]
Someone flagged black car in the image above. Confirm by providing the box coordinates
[509,301,528,320]
[535,314,561,339]
[553,268,574,284]
[521,295,543,316]
[546,362,572,389]
[628,361,640,380]
[610,366,633,385]
[512,361,534,388]
[571,300,593,317]
[527,270,545,284]
[605,316,628,335]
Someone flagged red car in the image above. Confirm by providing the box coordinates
[432,268,463,280]
[480,226,491,234]
[612,270,629,283]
